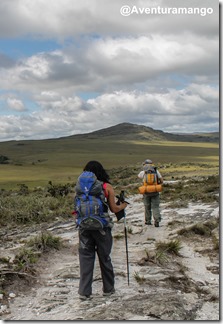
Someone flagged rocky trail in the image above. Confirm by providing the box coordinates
[0,194,219,321]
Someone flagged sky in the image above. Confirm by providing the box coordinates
[0,0,220,141]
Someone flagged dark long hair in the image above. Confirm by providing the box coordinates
[83,161,110,183]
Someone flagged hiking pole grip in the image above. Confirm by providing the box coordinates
[120,190,125,202]
[120,190,130,204]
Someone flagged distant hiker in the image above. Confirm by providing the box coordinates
[73,160,128,300]
[138,159,163,227]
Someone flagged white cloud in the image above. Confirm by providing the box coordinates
[0,0,218,38]
[0,84,218,141]
[0,33,218,95]
[7,98,26,111]
[0,0,219,140]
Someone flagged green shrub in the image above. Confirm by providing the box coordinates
[134,271,146,284]
[155,239,182,256]
[47,181,71,197]
[177,221,217,237]
[14,248,39,273]
[113,233,124,240]
[0,155,9,164]
[13,232,62,273]
[27,231,62,252]
[212,236,219,251]
[0,192,72,226]
[162,175,219,203]
[155,250,169,264]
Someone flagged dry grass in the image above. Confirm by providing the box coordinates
[0,134,218,189]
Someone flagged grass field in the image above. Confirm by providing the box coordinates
[0,137,219,189]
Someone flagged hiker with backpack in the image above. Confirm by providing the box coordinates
[73,160,128,300]
[138,159,163,227]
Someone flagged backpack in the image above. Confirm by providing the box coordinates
[138,165,162,194]
[74,171,109,230]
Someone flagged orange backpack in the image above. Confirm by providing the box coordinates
[138,166,162,194]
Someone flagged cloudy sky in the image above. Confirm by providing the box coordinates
[0,0,219,141]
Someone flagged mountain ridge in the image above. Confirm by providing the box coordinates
[0,122,219,144]
[67,122,219,143]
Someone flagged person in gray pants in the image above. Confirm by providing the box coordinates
[138,159,163,227]
[78,228,114,298]
[75,161,128,300]
[143,192,161,226]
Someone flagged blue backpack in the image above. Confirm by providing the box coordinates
[74,171,109,230]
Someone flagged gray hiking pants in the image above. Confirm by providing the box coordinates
[143,193,161,223]
[78,228,115,296]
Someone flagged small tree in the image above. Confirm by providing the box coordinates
[17,184,29,195]
[47,181,70,197]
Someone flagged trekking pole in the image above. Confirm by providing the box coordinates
[120,191,130,286]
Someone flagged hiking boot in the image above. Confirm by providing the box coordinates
[79,294,92,301]
[145,221,152,225]
[103,288,115,296]
[155,221,159,227]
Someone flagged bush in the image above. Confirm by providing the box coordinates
[0,155,9,164]
[177,221,218,237]
[162,175,219,203]
[14,248,39,273]
[0,191,72,226]
[47,182,71,197]
[134,271,146,284]
[12,232,62,273]
[155,239,182,256]
[27,231,62,252]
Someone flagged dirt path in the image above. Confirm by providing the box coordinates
[1,195,219,321]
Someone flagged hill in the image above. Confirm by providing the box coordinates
[0,122,219,189]
[68,122,219,143]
